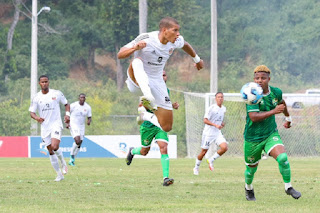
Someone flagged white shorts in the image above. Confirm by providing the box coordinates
[126,70,173,110]
[70,126,85,140]
[201,132,228,150]
[42,129,62,147]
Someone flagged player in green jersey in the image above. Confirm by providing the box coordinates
[126,70,179,186]
[243,65,301,201]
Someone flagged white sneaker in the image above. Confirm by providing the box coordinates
[193,167,199,175]
[140,96,157,112]
[54,175,64,182]
[207,159,214,171]
[62,164,68,175]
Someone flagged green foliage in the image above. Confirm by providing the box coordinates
[0,99,30,136]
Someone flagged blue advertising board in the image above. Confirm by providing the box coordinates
[30,136,117,158]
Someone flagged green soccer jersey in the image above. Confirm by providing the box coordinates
[244,86,283,142]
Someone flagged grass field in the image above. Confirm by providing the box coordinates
[0,157,319,213]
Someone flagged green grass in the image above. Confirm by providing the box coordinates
[0,157,319,213]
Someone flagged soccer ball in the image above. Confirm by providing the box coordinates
[240,82,263,105]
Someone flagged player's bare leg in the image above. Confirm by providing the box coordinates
[207,142,228,171]
[69,136,82,166]
[154,108,173,132]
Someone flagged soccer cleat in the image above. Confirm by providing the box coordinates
[140,96,157,112]
[163,178,174,186]
[207,159,214,171]
[193,167,199,175]
[62,164,68,175]
[54,175,64,182]
[285,187,301,199]
[245,188,256,201]
[126,147,134,165]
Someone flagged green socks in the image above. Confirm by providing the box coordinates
[244,165,258,185]
[161,154,170,178]
[132,147,142,155]
[277,153,291,183]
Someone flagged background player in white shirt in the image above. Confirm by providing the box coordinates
[117,17,204,133]
[193,92,229,175]
[29,75,70,182]
[67,93,92,166]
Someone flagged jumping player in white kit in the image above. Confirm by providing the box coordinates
[117,16,204,132]
[67,93,92,166]
[29,75,70,182]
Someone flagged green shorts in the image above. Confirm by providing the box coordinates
[244,132,284,165]
[140,125,168,147]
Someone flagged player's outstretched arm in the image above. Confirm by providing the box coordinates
[182,41,204,70]
[117,41,147,59]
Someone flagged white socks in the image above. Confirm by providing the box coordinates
[132,58,154,99]
[245,184,253,190]
[54,148,66,166]
[209,152,221,163]
[49,154,62,176]
[285,182,292,190]
[70,142,80,156]
[195,159,202,168]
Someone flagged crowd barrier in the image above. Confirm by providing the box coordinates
[0,135,177,159]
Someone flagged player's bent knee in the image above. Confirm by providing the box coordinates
[162,124,172,132]
[276,153,288,165]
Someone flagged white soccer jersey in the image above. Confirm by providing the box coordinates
[124,31,185,80]
[69,101,92,129]
[29,89,68,138]
[202,104,226,136]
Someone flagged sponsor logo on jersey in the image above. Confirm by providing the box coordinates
[165,96,171,103]
[52,96,56,100]
[247,156,255,163]
[147,62,162,66]
[157,57,163,63]
[272,98,278,106]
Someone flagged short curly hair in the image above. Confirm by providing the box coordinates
[254,65,271,73]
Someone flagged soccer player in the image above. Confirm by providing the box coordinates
[67,93,92,166]
[117,16,203,132]
[193,92,228,175]
[126,70,179,186]
[29,75,70,182]
[243,65,301,201]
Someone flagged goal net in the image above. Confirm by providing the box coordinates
[184,92,320,158]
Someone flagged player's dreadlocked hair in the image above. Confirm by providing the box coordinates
[159,17,179,30]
